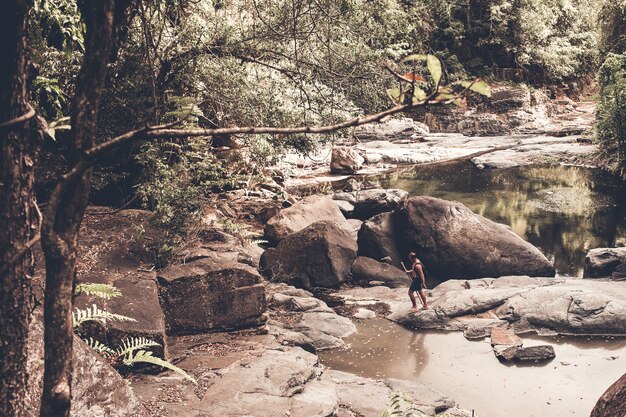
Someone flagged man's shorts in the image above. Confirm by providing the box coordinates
[410,279,423,292]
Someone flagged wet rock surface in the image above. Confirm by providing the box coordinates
[260,220,357,289]
[394,196,555,279]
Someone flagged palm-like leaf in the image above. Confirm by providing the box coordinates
[75,283,122,299]
[84,337,115,357]
[73,304,136,328]
[123,350,197,384]
[115,337,161,358]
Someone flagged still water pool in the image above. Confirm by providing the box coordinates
[377,162,626,277]
[320,319,626,417]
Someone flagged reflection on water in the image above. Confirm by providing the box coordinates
[320,319,626,417]
[378,163,626,277]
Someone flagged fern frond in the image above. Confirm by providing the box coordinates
[115,337,161,358]
[84,337,116,357]
[73,304,137,328]
[123,350,197,384]
[75,283,122,299]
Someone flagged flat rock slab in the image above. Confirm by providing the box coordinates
[337,277,626,337]
[490,328,523,347]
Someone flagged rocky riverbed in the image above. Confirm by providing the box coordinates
[36,90,626,417]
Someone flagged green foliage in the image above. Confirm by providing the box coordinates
[74,283,122,300]
[73,304,136,328]
[32,76,67,120]
[381,392,418,417]
[33,0,84,53]
[386,54,491,108]
[76,285,197,384]
[596,53,626,175]
[123,349,196,383]
[599,0,626,55]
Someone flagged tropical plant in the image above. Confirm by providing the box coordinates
[73,283,196,383]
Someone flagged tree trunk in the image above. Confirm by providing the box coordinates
[0,1,39,417]
[39,1,117,416]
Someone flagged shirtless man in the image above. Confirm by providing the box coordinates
[404,252,429,311]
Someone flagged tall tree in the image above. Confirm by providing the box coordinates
[0,1,40,417]
[39,0,117,415]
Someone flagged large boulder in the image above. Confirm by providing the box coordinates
[394,197,555,279]
[354,117,429,142]
[330,146,365,174]
[334,188,408,220]
[351,256,410,288]
[264,195,347,243]
[260,221,357,289]
[157,258,267,334]
[591,373,626,417]
[584,247,626,279]
[357,212,403,269]
[26,310,147,417]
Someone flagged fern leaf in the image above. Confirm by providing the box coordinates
[75,283,122,299]
[115,337,161,358]
[84,337,115,357]
[123,350,197,384]
[73,304,136,328]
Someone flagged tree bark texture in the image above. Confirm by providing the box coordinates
[39,1,117,416]
[0,1,39,417]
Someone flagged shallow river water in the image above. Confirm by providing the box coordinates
[377,162,626,277]
[320,319,626,417]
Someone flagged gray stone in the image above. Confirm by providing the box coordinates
[357,212,403,269]
[157,258,267,334]
[394,196,555,279]
[514,345,556,362]
[351,256,410,288]
[584,247,626,279]
[354,308,377,319]
[331,146,365,174]
[260,221,357,289]
[26,310,147,417]
[264,195,348,243]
